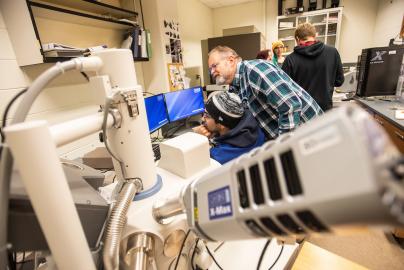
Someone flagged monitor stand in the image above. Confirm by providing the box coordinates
[162,115,201,138]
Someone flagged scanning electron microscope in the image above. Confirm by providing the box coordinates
[0,49,403,270]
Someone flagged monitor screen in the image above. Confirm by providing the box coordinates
[144,94,169,133]
[164,87,205,122]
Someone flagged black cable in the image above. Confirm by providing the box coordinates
[256,240,271,270]
[191,238,200,270]
[80,71,89,81]
[173,229,191,270]
[7,251,16,270]
[1,88,28,142]
[204,242,224,270]
[139,0,145,29]
[0,88,28,158]
[268,242,284,270]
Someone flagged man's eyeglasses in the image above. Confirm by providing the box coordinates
[208,57,227,72]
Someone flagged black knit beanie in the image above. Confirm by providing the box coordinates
[205,91,244,129]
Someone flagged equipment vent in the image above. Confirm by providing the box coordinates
[280,150,303,196]
[260,217,286,235]
[263,158,282,201]
[276,214,305,234]
[249,164,264,205]
[296,210,328,232]
[245,219,268,237]
[236,170,249,208]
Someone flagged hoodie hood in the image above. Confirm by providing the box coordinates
[213,110,260,147]
[294,41,325,57]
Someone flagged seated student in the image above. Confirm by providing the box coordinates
[193,91,265,164]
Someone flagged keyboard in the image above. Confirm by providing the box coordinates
[152,143,161,161]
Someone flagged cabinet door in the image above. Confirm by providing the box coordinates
[374,114,404,153]
[326,11,339,47]
[308,14,327,43]
[297,16,307,25]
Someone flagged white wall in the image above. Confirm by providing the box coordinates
[338,0,379,63]
[213,0,265,37]
[266,0,279,49]
[0,8,99,157]
[139,0,169,93]
[373,0,404,47]
[177,0,214,86]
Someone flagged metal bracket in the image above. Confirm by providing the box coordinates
[121,90,139,118]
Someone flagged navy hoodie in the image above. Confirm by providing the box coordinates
[210,111,265,164]
[282,41,344,111]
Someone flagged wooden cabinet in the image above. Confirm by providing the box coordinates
[355,100,404,153]
[373,114,404,153]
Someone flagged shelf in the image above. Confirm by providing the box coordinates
[36,0,137,18]
[279,38,295,41]
[44,56,149,63]
[43,56,75,63]
[277,7,343,19]
[279,27,296,31]
[29,1,136,30]
[312,22,327,26]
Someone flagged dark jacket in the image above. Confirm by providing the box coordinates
[282,41,344,111]
[210,111,265,164]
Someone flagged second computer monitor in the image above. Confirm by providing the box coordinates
[164,87,205,122]
[144,94,169,133]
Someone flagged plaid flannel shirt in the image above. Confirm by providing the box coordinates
[231,60,322,139]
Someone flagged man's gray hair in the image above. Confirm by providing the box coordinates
[208,46,241,60]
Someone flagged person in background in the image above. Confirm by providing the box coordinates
[256,49,273,61]
[282,22,344,111]
[208,46,322,141]
[193,91,265,164]
[272,40,285,67]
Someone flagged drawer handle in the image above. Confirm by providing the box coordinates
[395,131,404,141]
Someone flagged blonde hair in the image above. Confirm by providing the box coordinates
[271,40,284,52]
[295,23,317,40]
[208,46,241,60]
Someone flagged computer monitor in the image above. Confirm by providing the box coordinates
[164,87,205,122]
[144,94,169,133]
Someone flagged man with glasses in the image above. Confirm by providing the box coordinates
[193,91,265,164]
[208,45,322,141]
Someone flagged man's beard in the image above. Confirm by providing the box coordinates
[215,75,226,85]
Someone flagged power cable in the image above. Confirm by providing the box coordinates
[268,242,284,270]
[173,230,191,270]
[204,242,223,270]
[256,240,271,270]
